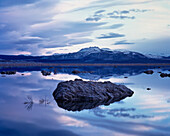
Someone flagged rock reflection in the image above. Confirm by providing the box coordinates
[39,97,51,106]
[24,96,51,111]
[54,97,131,112]
[53,79,134,111]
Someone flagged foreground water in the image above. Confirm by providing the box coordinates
[0,66,170,136]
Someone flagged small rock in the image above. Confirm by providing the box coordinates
[54,68,57,75]
[144,70,154,75]
[41,70,51,76]
[72,70,90,74]
[72,70,81,74]
[0,71,16,75]
[160,73,170,78]
[147,88,151,90]
[0,71,5,74]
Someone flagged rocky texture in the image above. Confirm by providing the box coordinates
[53,79,134,111]
[144,70,154,74]
[160,73,170,78]
[56,100,117,111]
[0,71,16,75]
[72,70,82,74]
[41,70,51,76]
[72,70,93,74]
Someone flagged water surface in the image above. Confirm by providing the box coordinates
[0,66,170,136]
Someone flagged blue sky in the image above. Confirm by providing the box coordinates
[0,0,169,55]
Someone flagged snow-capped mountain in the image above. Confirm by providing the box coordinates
[38,47,169,63]
[0,47,170,63]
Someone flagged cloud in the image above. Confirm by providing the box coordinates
[95,10,106,14]
[0,0,168,55]
[86,17,101,22]
[109,15,135,19]
[34,21,105,48]
[86,8,151,22]
[121,10,130,14]
[0,0,106,55]
[114,40,135,45]
[69,38,93,45]
[39,38,93,48]
[130,9,152,13]
[102,24,124,29]
[72,0,156,13]
[130,37,170,55]
[97,33,125,39]
[106,9,151,19]
[86,12,104,22]
[0,0,39,7]
[15,36,43,44]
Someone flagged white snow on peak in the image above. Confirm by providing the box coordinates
[101,48,112,51]
[78,47,101,53]
[112,49,131,54]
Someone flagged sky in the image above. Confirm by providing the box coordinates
[0,0,169,56]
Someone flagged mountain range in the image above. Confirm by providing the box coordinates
[0,47,170,63]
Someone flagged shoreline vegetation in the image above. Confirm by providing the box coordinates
[0,62,170,67]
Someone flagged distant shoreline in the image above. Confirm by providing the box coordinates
[0,62,170,67]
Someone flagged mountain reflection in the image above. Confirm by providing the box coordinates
[1,65,169,80]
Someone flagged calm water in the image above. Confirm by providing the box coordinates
[0,66,170,136]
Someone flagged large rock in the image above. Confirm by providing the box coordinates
[53,79,134,110]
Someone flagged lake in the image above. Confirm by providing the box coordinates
[0,66,170,136]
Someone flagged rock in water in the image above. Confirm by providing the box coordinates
[144,70,154,75]
[41,70,51,76]
[53,79,134,111]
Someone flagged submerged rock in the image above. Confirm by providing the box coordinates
[72,70,93,74]
[160,73,170,78]
[72,70,81,74]
[0,71,16,75]
[147,88,151,91]
[53,79,134,111]
[144,70,154,75]
[41,70,51,76]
